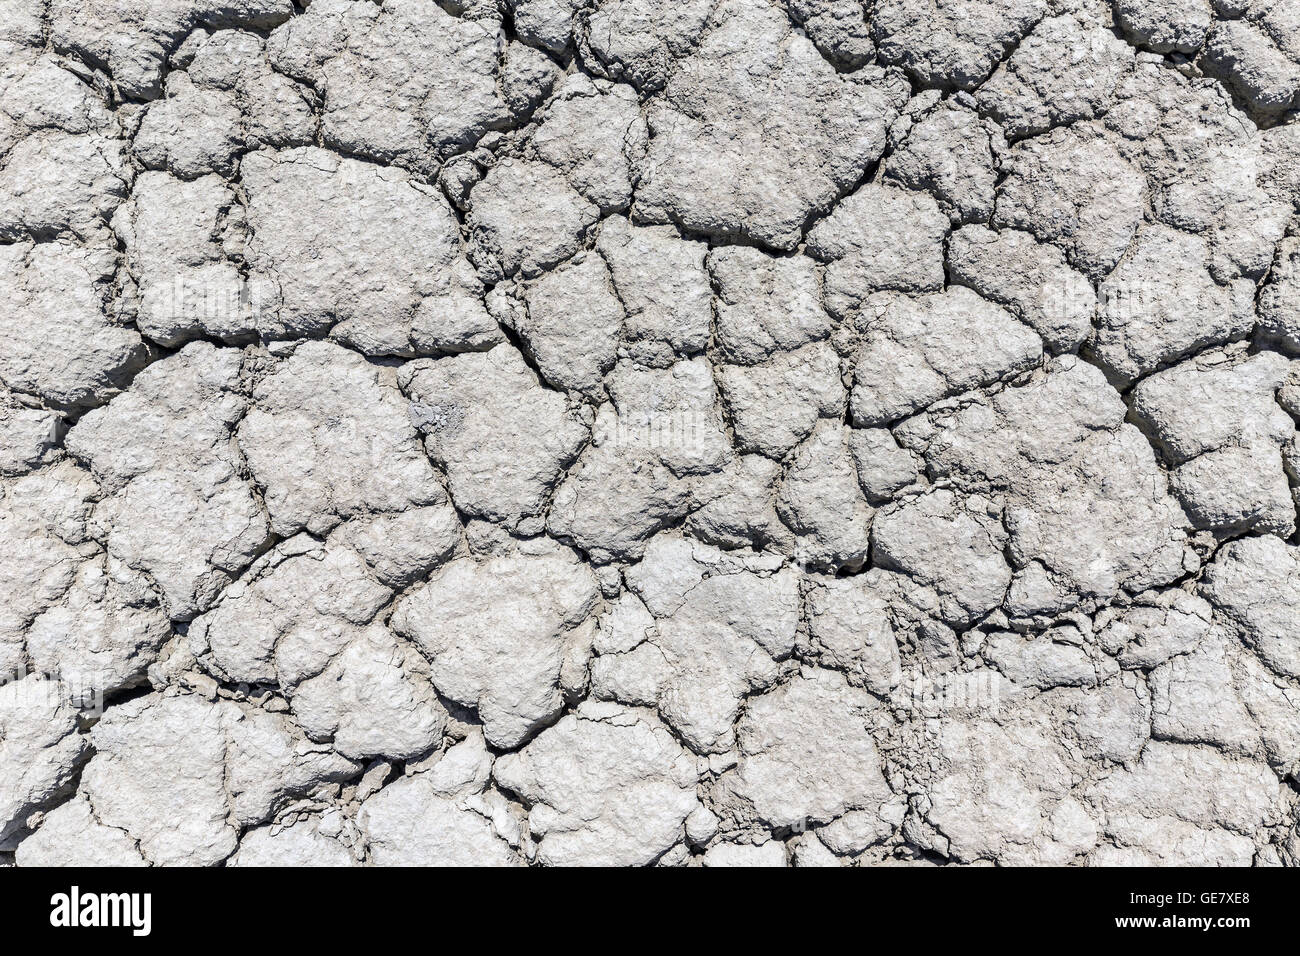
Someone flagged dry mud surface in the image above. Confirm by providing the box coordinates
[2,0,1300,867]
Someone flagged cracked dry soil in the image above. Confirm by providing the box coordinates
[2,0,1300,868]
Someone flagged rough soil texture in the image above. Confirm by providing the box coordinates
[2,0,1300,867]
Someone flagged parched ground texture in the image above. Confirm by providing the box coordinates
[2,0,1300,868]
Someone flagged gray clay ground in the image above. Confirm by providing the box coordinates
[2,0,1300,867]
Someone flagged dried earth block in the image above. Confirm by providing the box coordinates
[2,0,1299,868]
